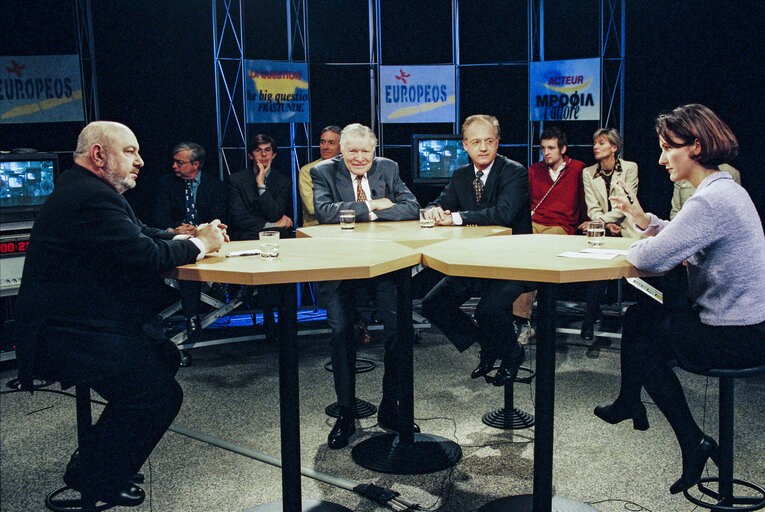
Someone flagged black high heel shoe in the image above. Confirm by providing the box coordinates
[492,346,525,387]
[669,435,720,494]
[593,401,649,431]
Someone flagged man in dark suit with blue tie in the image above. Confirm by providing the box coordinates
[311,123,420,449]
[15,121,227,506]
[421,114,534,387]
[154,142,227,349]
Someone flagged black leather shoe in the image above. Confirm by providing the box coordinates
[471,350,497,380]
[492,346,525,387]
[64,459,146,507]
[186,315,202,342]
[594,400,649,431]
[669,435,720,494]
[328,409,355,449]
[377,403,420,433]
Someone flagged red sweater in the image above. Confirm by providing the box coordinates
[528,156,586,234]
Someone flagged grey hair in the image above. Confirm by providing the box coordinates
[340,123,377,151]
[73,121,126,159]
[322,125,342,136]
[172,141,206,169]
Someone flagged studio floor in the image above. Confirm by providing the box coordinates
[2,305,764,512]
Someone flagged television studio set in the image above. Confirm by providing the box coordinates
[1,2,763,512]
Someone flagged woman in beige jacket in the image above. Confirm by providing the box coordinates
[579,128,640,340]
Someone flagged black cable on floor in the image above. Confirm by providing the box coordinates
[587,497,653,511]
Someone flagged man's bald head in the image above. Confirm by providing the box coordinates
[74,121,144,194]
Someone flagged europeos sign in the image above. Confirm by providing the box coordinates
[529,58,600,121]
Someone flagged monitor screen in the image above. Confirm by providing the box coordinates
[411,134,469,184]
[0,153,59,225]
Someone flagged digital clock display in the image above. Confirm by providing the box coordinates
[0,240,29,256]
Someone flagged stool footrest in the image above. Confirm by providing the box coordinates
[683,477,765,511]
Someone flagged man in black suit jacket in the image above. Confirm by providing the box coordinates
[15,121,227,506]
[312,123,420,449]
[154,142,227,347]
[227,133,293,241]
[421,114,534,387]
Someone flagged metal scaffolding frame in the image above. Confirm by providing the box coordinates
[211,0,626,173]
[73,0,99,123]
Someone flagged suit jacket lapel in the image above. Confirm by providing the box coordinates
[366,161,386,200]
[336,160,356,202]
[482,160,500,204]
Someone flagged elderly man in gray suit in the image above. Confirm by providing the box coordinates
[311,123,420,449]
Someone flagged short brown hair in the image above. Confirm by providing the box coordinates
[247,134,276,154]
[462,115,500,140]
[655,104,738,166]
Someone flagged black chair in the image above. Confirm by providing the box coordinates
[482,366,535,430]
[680,363,765,511]
[46,386,113,512]
[323,358,378,419]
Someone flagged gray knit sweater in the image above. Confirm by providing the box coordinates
[628,171,765,326]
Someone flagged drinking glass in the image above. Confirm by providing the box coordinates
[259,230,280,258]
[339,209,355,230]
[419,208,435,229]
[586,220,605,247]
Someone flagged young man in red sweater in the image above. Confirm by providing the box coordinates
[513,127,586,342]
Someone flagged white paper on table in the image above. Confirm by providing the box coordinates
[580,248,629,256]
[557,251,619,260]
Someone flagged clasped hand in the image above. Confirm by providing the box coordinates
[195,219,229,254]
[424,206,453,226]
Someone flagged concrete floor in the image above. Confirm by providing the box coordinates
[2,308,764,512]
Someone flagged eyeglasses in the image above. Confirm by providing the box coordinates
[173,159,192,166]
[252,147,273,154]
[466,138,497,149]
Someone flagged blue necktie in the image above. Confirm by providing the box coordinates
[184,180,198,225]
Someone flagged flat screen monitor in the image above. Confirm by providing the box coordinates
[0,153,59,227]
[411,134,469,184]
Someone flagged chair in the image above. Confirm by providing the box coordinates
[680,363,765,511]
[482,366,535,430]
[45,386,113,512]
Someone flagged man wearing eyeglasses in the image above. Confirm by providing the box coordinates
[228,133,293,241]
[421,114,534,388]
[153,142,227,355]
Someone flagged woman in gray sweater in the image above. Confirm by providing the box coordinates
[594,104,765,495]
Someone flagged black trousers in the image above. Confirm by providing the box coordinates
[178,280,202,318]
[616,301,765,449]
[318,276,399,409]
[422,276,534,356]
[36,321,183,494]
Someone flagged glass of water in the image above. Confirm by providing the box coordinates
[586,220,605,247]
[339,209,355,230]
[259,230,280,258]
[419,208,435,229]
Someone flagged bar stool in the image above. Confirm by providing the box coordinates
[323,358,378,418]
[46,386,113,512]
[482,366,535,430]
[680,363,765,511]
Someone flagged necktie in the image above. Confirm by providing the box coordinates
[355,175,367,201]
[184,179,198,224]
[473,170,484,203]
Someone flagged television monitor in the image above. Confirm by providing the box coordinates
[411,134,469,184]
[0,153,59,228]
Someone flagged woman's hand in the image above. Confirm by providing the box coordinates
[611,180,650,230]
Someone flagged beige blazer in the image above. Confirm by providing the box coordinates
[582,159,641,239]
